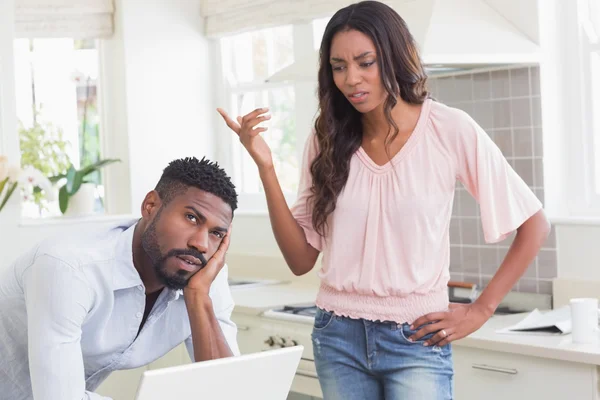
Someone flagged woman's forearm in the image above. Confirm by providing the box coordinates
[474,209,551,315]
[259,166,320,275]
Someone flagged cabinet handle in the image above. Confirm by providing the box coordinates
[296,369,319,379]
[237,326,250,331]
[471,364,518,375]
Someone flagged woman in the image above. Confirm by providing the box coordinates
[218,1,550,399]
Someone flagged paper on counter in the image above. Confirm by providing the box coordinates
[496,306,572,335]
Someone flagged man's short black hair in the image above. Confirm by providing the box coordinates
[155,157,237,212]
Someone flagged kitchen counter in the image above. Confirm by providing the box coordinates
[458,312,600,366]
[231,282,318,316]
[231,282,600,366]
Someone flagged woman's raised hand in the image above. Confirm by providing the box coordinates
[217,107,274,170]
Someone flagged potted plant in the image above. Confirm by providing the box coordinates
[50,158,120,216]
[18,118,71,216]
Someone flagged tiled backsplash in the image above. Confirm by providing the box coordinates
[428,66,556,295]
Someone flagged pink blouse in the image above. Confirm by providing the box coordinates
[290,99,542,323]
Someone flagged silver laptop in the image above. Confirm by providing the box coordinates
[135,346,304,400]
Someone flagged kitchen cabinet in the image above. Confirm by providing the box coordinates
[232,312,323,398]
[96,345,189,400]
[235,313,275,354]
[233,311,600,400]
[453,346,599,400]
[95,366,146,400]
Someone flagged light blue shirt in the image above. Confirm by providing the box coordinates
[0,220,239,400]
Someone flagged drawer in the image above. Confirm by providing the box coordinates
[232,313,315,360]
[291,358,322,398]
[232,314,274,354]
[453,346,597,400]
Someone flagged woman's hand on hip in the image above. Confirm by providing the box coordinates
[408,302,493,347]
[217,107,274,170]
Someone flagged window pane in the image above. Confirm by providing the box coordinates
[583,0,600,44]
[231,86,298,194]
[312,17,331,50]
[591,51,600,194]
[13,38,104,217]
[267,86,297,194]
[591,0,600,42]
[221,25,294,84]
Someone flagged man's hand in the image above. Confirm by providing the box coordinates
[182,226,234,361]
[184,225,232,297]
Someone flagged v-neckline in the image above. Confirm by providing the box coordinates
[357,98,431,173]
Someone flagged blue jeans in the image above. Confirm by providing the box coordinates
[311,308,453,400]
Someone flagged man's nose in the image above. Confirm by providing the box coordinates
[188,229,209,254]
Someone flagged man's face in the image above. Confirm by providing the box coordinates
[141,187,233,290]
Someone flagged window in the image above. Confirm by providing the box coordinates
[217,19,334,211]
[583,0,600,197]
[13,38,104,218]
[219,25,304,211]
[312,16,331,50]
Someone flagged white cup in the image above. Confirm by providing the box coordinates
[570,298,599,344]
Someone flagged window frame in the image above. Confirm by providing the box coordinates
[540,0,600,221]
[560,0,600,218]
[577,0,600,213]
[214,22,317,213]
[12,37,122,218]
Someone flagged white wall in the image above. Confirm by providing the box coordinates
[116,0,216,212]
[1,0,216,268]
[0,0,21,262]
[555,223,600,281]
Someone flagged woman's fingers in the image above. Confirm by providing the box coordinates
[216,108,241,135]
[241,107,269,123]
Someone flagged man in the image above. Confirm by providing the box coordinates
[0,157,240,400]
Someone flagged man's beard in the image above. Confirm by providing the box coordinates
[141,209,207,290]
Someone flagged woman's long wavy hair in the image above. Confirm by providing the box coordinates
[310,0,430,236]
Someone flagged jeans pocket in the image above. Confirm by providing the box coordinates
[313,308,336,331]
[399,322,437,344]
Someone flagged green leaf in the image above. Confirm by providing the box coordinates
[59,185,69,213]
[48,174,66,183]
[0,177,8,197]
[80,159,120,178]
[65,165,77,193]
[0,182,18,212]
[69,170,85,195]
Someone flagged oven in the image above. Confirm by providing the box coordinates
[234,307,322,398]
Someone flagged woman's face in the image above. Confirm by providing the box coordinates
[329,29,387,114]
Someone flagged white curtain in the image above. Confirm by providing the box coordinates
[200,0,400,37]
[15,0,114,38]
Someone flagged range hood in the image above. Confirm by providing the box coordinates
[266,0,539,83]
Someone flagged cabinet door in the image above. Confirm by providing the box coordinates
[148,343,190,369]
[453,346,597,400]
[232,313,272,354]
[95,366,147,400]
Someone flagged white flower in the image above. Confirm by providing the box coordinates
[18,166,55,201]
[0,156,8,182]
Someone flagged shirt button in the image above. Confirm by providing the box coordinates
[137,285,144,292]
[136,312,143,318]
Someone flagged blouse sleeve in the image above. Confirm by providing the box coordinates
[455,112,543,243]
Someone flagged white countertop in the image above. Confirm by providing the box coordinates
[231,282,318,316]
[231,282,600,366]
[457,312,600,365]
